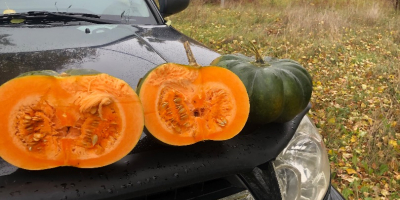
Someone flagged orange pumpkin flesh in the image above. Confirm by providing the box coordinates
[0,72,143,170]
[139,43,250,146]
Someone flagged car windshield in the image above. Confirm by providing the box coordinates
[0,0,158,24]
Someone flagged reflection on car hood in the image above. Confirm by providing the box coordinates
[1,25,141,53]
[0,24,220,87]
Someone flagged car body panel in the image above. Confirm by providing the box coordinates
[324,186,346,200]
[0,24,220,88]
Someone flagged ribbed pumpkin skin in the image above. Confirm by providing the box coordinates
[211,54,312,124]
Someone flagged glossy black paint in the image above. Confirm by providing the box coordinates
[238,163,281,200]
[0,24,220,88]
[324,186,346,200]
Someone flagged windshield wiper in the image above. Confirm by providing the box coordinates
[0,11,121,25]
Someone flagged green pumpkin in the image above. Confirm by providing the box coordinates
[211,53,312,124]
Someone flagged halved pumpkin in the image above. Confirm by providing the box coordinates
[0,69,144,170]
[137,42,250,146]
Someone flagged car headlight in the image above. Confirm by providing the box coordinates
[273,115,330,200]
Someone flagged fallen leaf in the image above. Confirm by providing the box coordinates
[328,117,336,124]
[362,84,367,90]
[372,163,378,169]
[389,139,398,147]
[346,168,357,175]
[343,153,353,159]
[350,135,357,143]
[395,174,400,180]
[339,173,358,183]
[380,189,389,197]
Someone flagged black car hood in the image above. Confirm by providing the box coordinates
[0,24,220,87]
[0,24,304,200]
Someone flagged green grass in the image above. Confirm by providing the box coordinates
[170,1,400,199]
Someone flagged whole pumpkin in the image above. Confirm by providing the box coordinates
[211,53,312,124]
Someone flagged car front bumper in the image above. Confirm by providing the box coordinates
[323,185,345,200]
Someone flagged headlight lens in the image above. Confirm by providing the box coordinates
[273,115,330,200]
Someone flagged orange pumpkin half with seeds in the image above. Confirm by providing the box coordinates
[0,69,144,170]
[137,42,250,146]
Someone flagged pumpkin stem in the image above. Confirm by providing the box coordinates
[249,42,265,64]
[184,41,201,67]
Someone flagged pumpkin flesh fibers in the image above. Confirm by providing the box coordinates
[0,72,143,170]
[139,63,250,146]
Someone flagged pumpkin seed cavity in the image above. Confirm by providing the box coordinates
[157,83,234,137]
[14,95,122,156]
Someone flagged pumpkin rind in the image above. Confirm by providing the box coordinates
[211,54,312,124]
[0,70,144,170]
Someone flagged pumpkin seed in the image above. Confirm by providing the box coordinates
[24,115,32,120]
[174,126,181,132]
[181,114,188,120]
[90,107,97,114]
[32,117,41,121]
[103,98,112,106]
[173,98,182,103]
[92,135,98,146]
[217,122,226,127]
[178,108,186,114]
[216,118,227,125]
[216,118,227,127]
